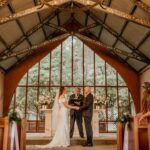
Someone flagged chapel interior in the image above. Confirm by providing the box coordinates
[0,0,150,150]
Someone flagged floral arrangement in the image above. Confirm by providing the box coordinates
[34,95,52,108]
[9,108,23,123]
[116,112,132,125]
[94,95,109,108]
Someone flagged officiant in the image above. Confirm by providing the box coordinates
[69,87,84,138]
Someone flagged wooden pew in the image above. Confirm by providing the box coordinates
[0,117,9,150]
[0,117,26,150]
[9,119,27,150]
[134,116,150,150]
[117,116,150,150]
[117,120,135,150]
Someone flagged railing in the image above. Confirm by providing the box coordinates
[26,120,45,133]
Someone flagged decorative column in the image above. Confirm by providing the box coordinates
[92,109,100,137]
[40,109,52,136]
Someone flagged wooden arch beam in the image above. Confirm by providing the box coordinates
[3,34,140,116]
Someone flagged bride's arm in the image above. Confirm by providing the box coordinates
[63,102,78,110]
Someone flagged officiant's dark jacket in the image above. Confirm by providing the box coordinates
[69,94,84,115]
[80,93,93,117]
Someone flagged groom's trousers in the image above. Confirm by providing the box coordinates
[70,111,84,138]
[84,116,93,144]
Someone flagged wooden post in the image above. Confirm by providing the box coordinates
[148,124,150,150]
[20,119,27,150]
[117,122,124,150]
[134,117,139,150]
[0,117,9,150]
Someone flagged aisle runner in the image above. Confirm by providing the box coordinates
[10,121,19,150]
[123,123,128,150]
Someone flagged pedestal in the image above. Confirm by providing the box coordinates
[92,109,100,137]
[40,109,52,136]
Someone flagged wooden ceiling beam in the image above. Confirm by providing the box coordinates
[33,0,48,40]
[0,10,60,57]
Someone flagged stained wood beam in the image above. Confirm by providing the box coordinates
[0,10,61,57]
[33,0,48,40]
[0,1,150,28]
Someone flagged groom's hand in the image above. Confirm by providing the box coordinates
[74,106,80,110]
[74,101,80,106]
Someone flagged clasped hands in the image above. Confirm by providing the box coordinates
[74,106,80,110]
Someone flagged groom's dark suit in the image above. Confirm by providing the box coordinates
[79,93,93,145]
[69,94,84,138]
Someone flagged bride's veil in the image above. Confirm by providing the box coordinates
[51,89,60,135]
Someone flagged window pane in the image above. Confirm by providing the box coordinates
[84,45,94,85]
[118,88,129,107]
[9,94,15,112]
[107,87,118,121]
[119,88,130,115]
[130,94,135,116]
[62,37,72,85]
[95,87,106,96]
[15,87,26,118]
[108,122,117,132]
[50,87,59,101]
[27,87,37,120]
[95,55,105,85]
[95,87,106,109]
[28,64,39,85]
[18,73,27,85]
[118,74,126,86]
[73,36,83,86]
[51,45,61,85]
[40,54,50,85]
[106,64,117,86]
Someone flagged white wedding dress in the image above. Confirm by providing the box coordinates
[36,97,70,148]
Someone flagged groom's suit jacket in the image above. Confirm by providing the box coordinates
[80,93,93,118]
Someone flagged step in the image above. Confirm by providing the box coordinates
[26,138,117,145]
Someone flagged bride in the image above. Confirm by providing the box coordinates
[36,86,79,148]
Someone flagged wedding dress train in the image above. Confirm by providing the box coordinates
[36,97,70,148]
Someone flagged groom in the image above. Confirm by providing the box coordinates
[78,87,94,147]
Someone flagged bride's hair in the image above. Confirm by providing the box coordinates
[59,86,65,97]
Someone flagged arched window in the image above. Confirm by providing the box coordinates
[9,36,135,133]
